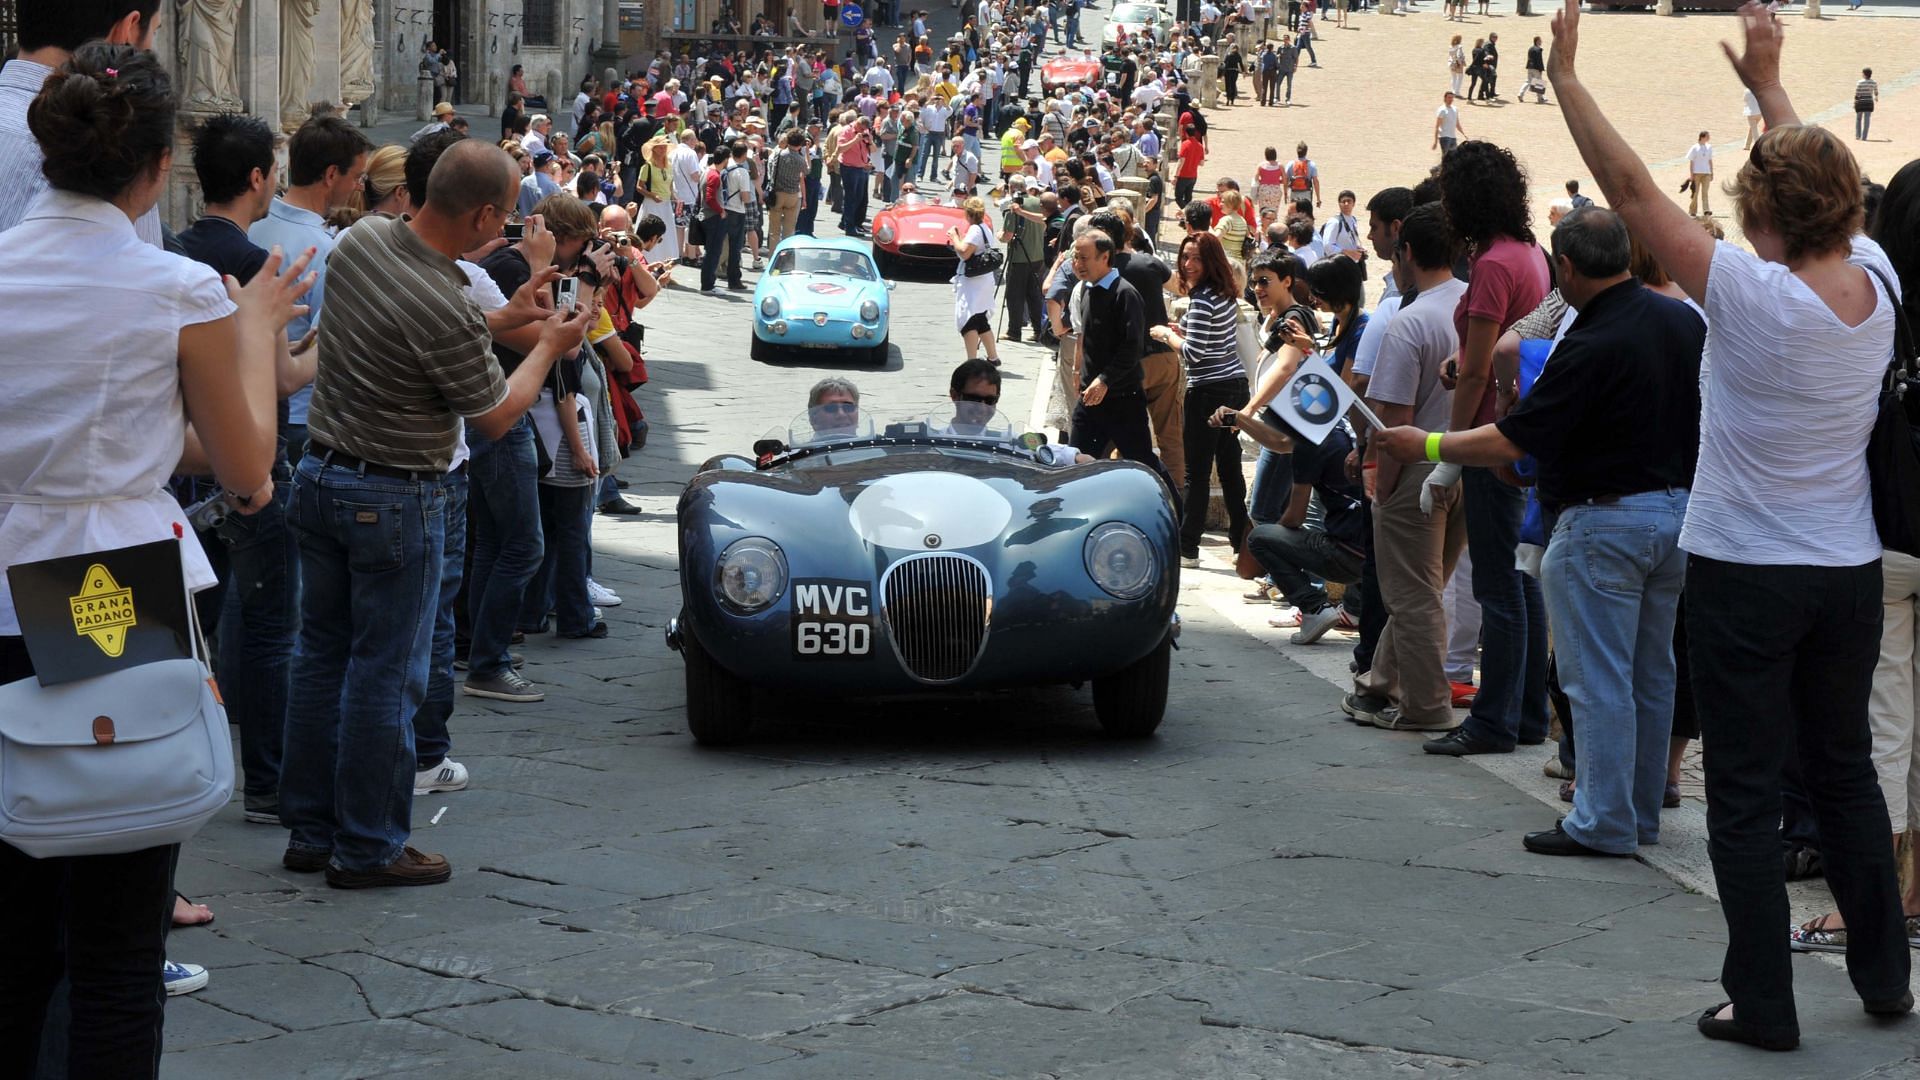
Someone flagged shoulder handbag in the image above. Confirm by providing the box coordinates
[1865,266,1920,556]
[963,226,1005,278]
[0,547,233,858]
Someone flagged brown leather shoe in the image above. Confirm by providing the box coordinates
[283,846,330,873]
[324,846,452,889]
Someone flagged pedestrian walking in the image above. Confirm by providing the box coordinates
[1432,91,1466,154]
[1742,87,1762,148]
[1525,36,1548,103]
[1467,38,1486,101]
[1855,67,1878,140]
[1686,130,1714,216]
[948,196,1003,364]
[1449,35,1467,97]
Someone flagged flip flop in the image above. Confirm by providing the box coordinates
[172,892,215,928]
[1788,912,1847,954]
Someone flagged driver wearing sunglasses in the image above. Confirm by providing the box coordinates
[806,376,862,435]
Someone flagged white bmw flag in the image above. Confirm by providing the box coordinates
[1270,354,1384,445]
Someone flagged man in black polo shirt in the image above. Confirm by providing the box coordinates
[1376,207,1704,860]
[177,112,314,829]
[1069,231,1171,489]
[1086,209,1183,484]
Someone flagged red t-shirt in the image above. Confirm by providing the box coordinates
[1206,195,1257,232]
[1177,137,1205,180]
[1454,235,1552,424]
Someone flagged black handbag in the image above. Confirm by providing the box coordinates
[1865,266,1920,556]
[963,246,1004,278]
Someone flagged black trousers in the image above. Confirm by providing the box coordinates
[1004,259,1046,338]
[1685,556,1908,1039]
[0,640,175,1080]
[1351,500,1386,673]
[1072,388,1173,491]
[1174,176,1197,207]
[1178,378,1251,556]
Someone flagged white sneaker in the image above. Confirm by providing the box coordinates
[415,759,470,794]
[586,578,623,607]
[163,960,209,996]
[1292,605,1343,645]
[1179,556,1200,569]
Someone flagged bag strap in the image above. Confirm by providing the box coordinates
[1864,265,1916,387]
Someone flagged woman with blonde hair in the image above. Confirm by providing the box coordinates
[947,196,1001,365]
[361,143,411,216]
[635,135,680,263]
[1550,1,1911,1048]
[1449,34,1467,94]
[1212,187,1251,290]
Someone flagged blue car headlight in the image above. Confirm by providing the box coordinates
[860,299,880,323]
[760,296,781,318]
[1084,522,1155,600]
[716,536,787,613]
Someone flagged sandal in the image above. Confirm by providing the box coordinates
[1558,779,1574,804]
[172,892,214,928]
[1696,1001,1798,1051]
[1788,912,1847,954]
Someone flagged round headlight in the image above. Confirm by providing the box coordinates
[860,299,880,322]
[715,536,787,613]
[760,296,781,318]
[1084,522,1156,600]
[875,223,896,245]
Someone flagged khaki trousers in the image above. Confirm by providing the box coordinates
[766,191,801,253]
[1355,462,1466,725]
[1141,347,1187,483]
[1689,172,1713,216]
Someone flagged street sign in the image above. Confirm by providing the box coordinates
[840,2,863,26]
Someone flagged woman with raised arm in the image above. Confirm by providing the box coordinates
[1547,0,1910,1051]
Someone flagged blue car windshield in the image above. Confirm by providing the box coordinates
[772,248,875,280]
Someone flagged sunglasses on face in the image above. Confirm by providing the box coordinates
[817,401,859,415]
[959,392,1000,407]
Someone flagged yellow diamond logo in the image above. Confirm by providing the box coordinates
[69,564,137,658]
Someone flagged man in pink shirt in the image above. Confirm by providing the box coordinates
[837,116,875,237]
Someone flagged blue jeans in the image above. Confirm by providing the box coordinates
[1543,490,1688,854]
[1067,13,1081,42]
[1457,466,1550,749]
[798,173,822,236]
[413,467,466,771]
[466,418,544,679]
[282,454,447,871]
[1248,447,1292,524]
[918,137,946,181]
[839,164,870,233]
[520,483,596,635]
[215,468,295,807]
[701,211,746,290]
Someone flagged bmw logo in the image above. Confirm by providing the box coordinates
[925,534,942,548]
[1292,373,1340,426]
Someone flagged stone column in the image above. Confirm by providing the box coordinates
[342,0,376,110]
[1805,0,1821,17]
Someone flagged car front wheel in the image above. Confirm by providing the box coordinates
[682,621,755,745]
[1092,635,1170,737]
[868,333,890,365]
[751,333,775,363]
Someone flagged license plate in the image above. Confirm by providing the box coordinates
[791,579,873,659]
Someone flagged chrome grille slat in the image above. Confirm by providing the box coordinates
[881,554,990,683]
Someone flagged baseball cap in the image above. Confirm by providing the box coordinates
[532,150,555,166]
[1021,139,1039,150]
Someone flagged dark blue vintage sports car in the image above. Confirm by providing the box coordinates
[667,403,1181,744]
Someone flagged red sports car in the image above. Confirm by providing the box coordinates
[1041,54,1102,91]
[870,193,970,276]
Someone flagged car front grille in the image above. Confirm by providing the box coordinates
[881,553,991,684]
[898,242,952,261]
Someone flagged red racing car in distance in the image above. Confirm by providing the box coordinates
[1040,53,1102,91]
[870,192,971,277]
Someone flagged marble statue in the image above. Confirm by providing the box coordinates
[281,0,320,130]
[178,0,244,112]
[341,0,375,104]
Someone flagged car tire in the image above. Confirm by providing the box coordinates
[1092,635,1170,738]
[868,333,890,365]
[751,333,774,363]
[874,250,897,278]
[682,621,755,745]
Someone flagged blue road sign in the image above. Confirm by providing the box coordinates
[840,2,864,25]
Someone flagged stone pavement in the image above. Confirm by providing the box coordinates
[157,6,1920,1077]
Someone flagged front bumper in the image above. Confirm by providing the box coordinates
[754,314,888,348]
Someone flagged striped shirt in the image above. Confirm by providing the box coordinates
[307,215,507,471]
[1181,286,1244,386]
[1856,78,1878,108]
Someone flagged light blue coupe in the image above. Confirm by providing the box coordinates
[750,236,892,364]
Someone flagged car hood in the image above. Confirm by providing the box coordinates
[874,203,969,243]
[761,272,886,309]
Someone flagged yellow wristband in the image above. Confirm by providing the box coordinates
[1425,431,1444,463]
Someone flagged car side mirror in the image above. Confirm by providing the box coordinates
[886,280,896,290]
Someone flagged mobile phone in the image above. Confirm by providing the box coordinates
[554,277,579,312]
[504,221,524,240]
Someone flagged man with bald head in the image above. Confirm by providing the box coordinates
[281,138,593,890]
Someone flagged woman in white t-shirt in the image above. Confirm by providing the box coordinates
[948,196,1002,365]
[1550,5,1909,1050]
[0,45,309,1075]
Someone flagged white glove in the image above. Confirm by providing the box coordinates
[1420,462,1462,517]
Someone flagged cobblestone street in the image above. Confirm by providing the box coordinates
[154,3,1920,1076]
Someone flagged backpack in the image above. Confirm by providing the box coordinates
[1287,159,1312,192]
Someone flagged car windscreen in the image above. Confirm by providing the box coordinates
[772,247,876,280]
[1113,3,1159,22]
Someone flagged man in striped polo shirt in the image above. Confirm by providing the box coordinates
[280,140,592,890]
